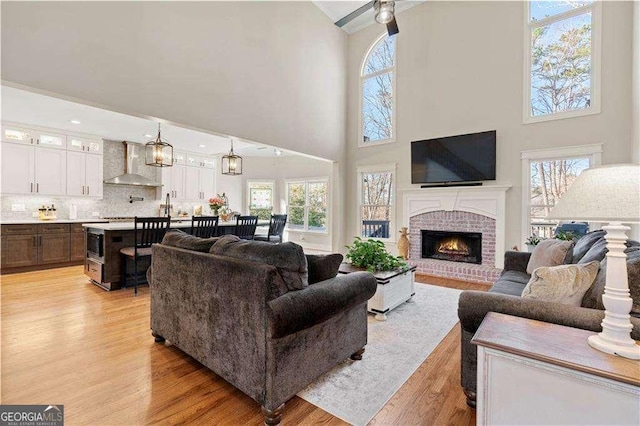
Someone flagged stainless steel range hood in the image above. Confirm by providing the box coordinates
[104,141,163,187]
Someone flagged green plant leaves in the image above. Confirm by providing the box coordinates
[345,236,407,272]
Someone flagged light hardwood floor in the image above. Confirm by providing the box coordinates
[1,267,486,425]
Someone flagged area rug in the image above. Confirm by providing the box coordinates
[297,283,463,426]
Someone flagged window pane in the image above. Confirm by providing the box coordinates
[363,35,395,76]
[363,72,393,143]
[308,182,327,208]
[288,206,305,229]
[530,158,590,210]
[362,172,393,206]
[287,183,305,206]
[308,208,327,232]
[531,12,592,117]
[361,206,390,238]
[530,1,592,22]
[249,184,273,209]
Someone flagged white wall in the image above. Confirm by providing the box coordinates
[0,1,347,163]
[217,155,335,252]
[346,1,635,251]
[633,1,640,164]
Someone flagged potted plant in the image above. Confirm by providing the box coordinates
[208,196,225,216]
[345,237,407,273]
[525,235,541,252]
[555,230,578,242]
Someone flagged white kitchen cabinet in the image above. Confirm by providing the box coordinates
[162,164,186,201]
[184,165,215,201]
[66,151,103,197]
[1,143,66,195]
[2,123,66,149]
[199,168,215,199]
[34,148,67,195]
[1,142,35,194]
[2,125,36,145]
[68,136,102,154]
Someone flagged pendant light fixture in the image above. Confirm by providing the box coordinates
[221,138,242,175]
[145,123,174,167]
[374,0,395,24]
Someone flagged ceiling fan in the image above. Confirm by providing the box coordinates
[335,0,399,36]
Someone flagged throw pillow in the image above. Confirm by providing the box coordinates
[571,230,606,263]
[210,235,309,291]
[577,237,608,264]
[582,247,640,318]
[161,229,219,253]
[526,239,574,274]
[521,261,600,306]
[306,254,344,284]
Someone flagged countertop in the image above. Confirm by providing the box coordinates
[1,218,109,225]
[83,220,269,231]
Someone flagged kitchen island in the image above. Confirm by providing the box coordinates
[83,219,269,291]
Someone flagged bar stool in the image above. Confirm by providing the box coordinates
[234,215,258,240]
[254,214,287,243]
[191,215,219,238]
[120,216,171,296]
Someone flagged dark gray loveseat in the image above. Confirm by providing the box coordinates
[458,230,640,407]
[148,233,377,424]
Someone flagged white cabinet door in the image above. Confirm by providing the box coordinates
[35,148,67,195]
[199,168,215,200]
[201,156,216,169]
[1,143,35,194]
[85,153,103,197]
[35,131,66,150]
[2,125,36,145]
[66,151,86,196]
[184,166,200,200]
[171,165,186,200]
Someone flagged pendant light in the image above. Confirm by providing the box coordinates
[374,0,395,24]
[221,139,242,175]
[145,123,174,167]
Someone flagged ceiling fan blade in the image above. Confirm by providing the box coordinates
[386,16,399,36]
[335,1,375,28]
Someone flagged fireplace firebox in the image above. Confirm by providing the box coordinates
[421,230,482,264]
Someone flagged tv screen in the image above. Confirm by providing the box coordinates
[411,130,496,184]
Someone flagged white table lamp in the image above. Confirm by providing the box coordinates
[547,163,640,360]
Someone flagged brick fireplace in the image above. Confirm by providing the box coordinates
[403,186,510,284]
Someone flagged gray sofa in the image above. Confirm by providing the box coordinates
[148,233,377,424]
[458,230,640,407]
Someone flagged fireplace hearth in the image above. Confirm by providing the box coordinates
[421,230,482,265]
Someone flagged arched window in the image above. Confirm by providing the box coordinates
[360,33,396,147]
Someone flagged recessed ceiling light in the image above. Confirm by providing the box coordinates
[144,134,153,138]
[198,144,206,148]
[274,149,283,156]
[70,120,81,124]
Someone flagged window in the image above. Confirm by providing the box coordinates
[524,1,601,123]
[286,179,328,232]
[360,33,396,147]
[357,164,396,240]
[521,144,602,244]
[247,181,274,220]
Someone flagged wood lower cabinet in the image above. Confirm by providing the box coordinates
[1,222,92,273]
[1,234,38,268]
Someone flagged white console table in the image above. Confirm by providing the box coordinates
[473,313,640,426]
[339,264,416,321]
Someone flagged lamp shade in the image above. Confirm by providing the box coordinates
[547,163,640,223]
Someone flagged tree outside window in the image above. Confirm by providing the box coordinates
[361,34,395,145]
[359,169,394,239]
[529,157,590,238]
[248,181,274,220]
[287,180,328,232]
[527,1,598,120]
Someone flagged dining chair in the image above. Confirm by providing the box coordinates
[191,215,219,238]
[254,214,287,243]
[234,215,258,240]
[120,216,171,296]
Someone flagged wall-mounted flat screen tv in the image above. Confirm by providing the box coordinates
[411,130,496,184]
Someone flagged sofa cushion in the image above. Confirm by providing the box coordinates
[526,239,574,274]
[161,229,219,253]
[582,247,640,318]
[210,235,309,291]
[499,270,531,285]
[489,278,528,297]
[306,254,343,284]
[571,230,606,263]
[522,261,600,306]
[577,237,608,264]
